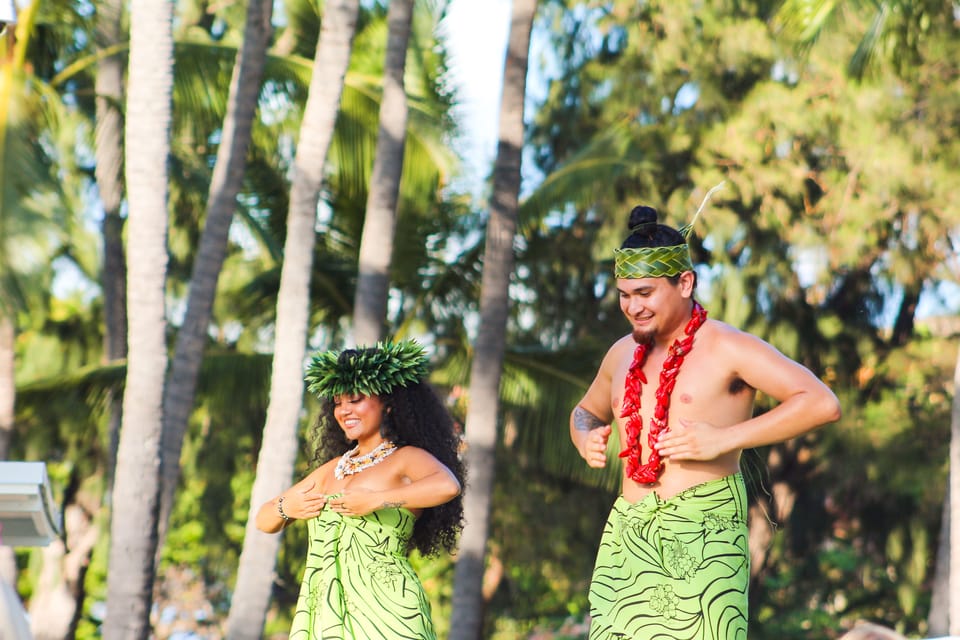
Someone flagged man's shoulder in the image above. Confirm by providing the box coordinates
[606,334,637,356]
[613,333,637,348]
[698,318,768,352]
[598,334,636,369]
[702,316,737,332]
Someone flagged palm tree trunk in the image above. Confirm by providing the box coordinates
[350,0,413,346]
[158,0,274,548]
[928,477,949,634]
[94,0,128,490]
[449,1,536,637]
[224,2,360,637]
[101,0,174,634]
[949,344,960,634]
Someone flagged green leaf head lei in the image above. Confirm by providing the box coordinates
[614,182,725,279]
[305,340,430,399]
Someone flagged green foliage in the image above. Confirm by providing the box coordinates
[10,0,960,637]
[483,450,615,635]
[410,551,457,640]
[747,336,952,638]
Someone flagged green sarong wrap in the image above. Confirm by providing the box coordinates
[289,502,436,639]
[589,474,749,640]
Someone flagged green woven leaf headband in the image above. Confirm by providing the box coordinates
[305,340,430,398]
[614,244,693,278]
[614,181,725,279]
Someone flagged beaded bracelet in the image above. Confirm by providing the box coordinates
[277,496,291,522]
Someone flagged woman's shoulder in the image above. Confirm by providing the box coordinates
[394,444,433,459]
[314,454,341,470]
[391,444,446,468]
[305,458,338,483]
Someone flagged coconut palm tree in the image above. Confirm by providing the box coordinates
[225,1,360,636]
[101,0,174,635]
[350,0,414,345]
[449,0,538,637]
[157,0,274,546]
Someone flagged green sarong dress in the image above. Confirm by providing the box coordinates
[289,502,436,640]
[589,474,749,640]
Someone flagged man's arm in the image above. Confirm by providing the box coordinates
[570,345,619,468]
[571,405,612,468]
[656,326,841,462]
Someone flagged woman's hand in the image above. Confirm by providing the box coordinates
[282,481,329,519]
[256,476,329,533]
[326,488,382,517]
[326,449,461,517]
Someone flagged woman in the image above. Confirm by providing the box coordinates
[256,340,465,640]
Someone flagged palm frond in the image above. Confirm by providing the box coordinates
[500,348,623,492]
[173,41,237,140]
[14,353,274,471]
[429,340,622,492]
[849,2,890,79]
[16,361,127,418]
[519,119,653,232]
[773,0,841,44]
[0,70,79,314]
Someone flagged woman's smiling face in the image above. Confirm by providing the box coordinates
[332,393,385,443]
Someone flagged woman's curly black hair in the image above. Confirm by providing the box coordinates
[313,379,466,557]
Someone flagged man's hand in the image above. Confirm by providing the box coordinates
[654,419,728,462]
[580,425,612,468]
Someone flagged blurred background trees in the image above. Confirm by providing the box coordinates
[2,0,958,638]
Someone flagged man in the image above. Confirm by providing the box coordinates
[570,204,841,639]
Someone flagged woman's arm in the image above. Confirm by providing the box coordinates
[328,449,460,516]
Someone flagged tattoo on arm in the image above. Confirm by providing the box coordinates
[573,406,606,432]
[381,501,406,509]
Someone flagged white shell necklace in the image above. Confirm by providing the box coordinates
[334,441,398,480]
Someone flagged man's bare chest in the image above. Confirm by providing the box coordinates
[608,349,738,422]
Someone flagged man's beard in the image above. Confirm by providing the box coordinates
[632,328,654,345]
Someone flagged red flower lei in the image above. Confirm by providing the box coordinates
[618,301,708,484]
